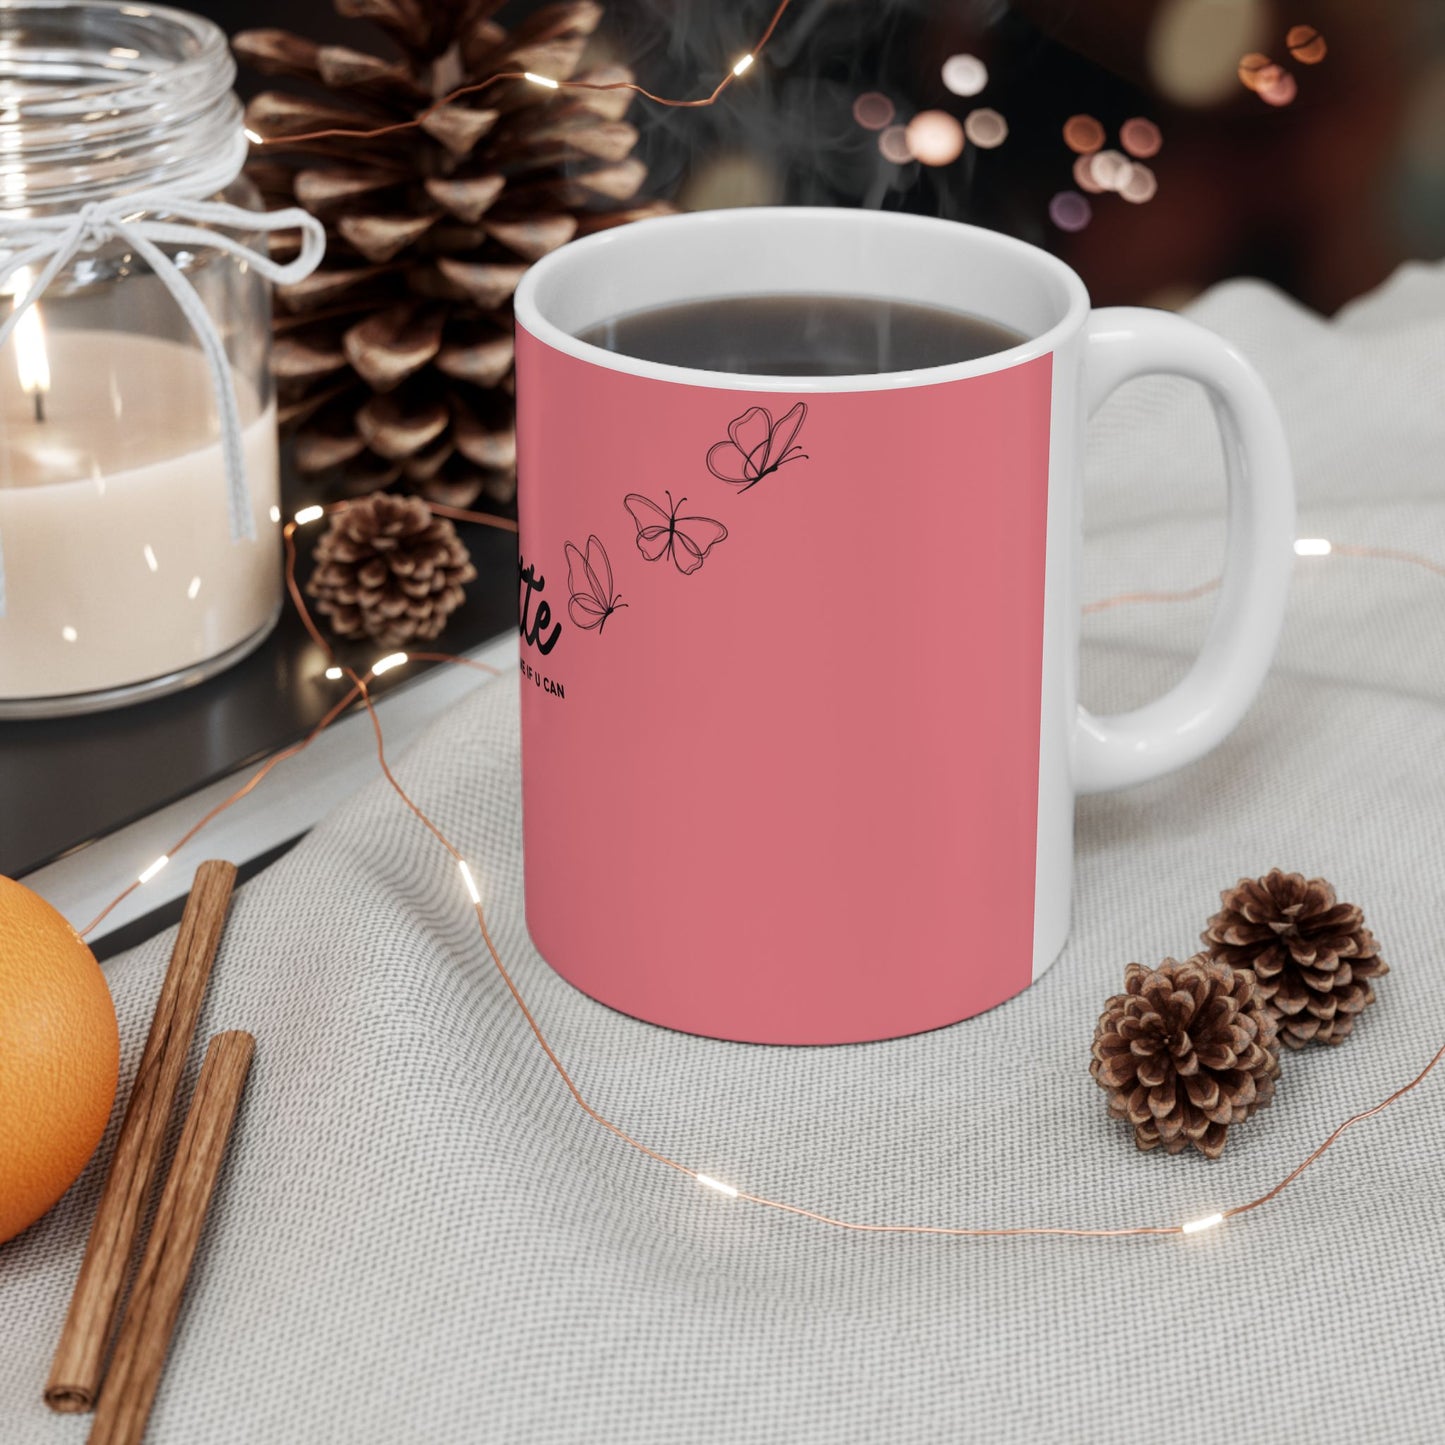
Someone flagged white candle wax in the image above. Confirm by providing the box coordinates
[0,330,281,702]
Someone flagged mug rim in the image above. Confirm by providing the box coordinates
[514,206,1092,393]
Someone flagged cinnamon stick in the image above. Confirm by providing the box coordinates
[88,1032,255,1445]
[46,860,238,1413]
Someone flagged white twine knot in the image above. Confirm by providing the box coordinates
[0,179,326,617]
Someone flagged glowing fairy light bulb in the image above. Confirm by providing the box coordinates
[371,651,409,676]
[294,504,324,525]
[524,71,559,89]
[732,53,754,76]
[1294,538,1332,556]
[459,860,482,904]
[137,855,170,885]
[696,1174,740,1198]
[1181,1212,1224,1235]
[243,126,264,145]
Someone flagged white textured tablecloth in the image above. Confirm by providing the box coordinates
[4,264,1444,1444]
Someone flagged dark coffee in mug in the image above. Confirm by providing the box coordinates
[576,293,1025,375]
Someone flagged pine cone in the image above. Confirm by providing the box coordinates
[1091,956,1281,1159]
[306,494,476,646]
[1202,870,1388,1048]
[235,1,671,509]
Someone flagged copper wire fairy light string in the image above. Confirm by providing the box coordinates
[1082,578,1221,614]
[1081,543,1445,617]
[1332,542,1445,578]
[74,499,1445,1242]
[247,0,796,148]
[71,0,1445,1240]
[76,681,365,938]
[76,504,519,938]
[1222,1038,1445,1221]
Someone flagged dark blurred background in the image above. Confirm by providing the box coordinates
[207,0,1445,315]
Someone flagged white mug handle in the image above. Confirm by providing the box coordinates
[1075,307,1296,794]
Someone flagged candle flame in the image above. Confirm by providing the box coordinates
[7,267,50,409]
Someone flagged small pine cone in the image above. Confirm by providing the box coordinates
[1202,870,1388,1049]
[1091,956,1281,1159]
[306,494,477,648]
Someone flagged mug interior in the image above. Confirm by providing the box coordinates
[516,206,1090,389]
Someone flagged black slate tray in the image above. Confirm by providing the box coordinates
[0,521,518,880]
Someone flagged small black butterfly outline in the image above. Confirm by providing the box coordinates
[564,534,627,633]
[705,402,809,491]
[623,490,729,575]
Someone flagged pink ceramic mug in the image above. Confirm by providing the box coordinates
[513,208,1294,1045]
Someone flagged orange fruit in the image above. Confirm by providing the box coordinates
[0,876,119,1245]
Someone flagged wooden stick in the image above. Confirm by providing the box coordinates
[46,860,238,1413]
[88,1032,255,1445]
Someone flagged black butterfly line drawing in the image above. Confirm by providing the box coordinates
[564,534,627,633]
[623,491,729,575]
[705,402,809,491]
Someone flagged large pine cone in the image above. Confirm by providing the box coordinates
[235,0,670,508]
[306,494,477,646]
[1202,870,1388,1049]
[1091,956,1281,1159]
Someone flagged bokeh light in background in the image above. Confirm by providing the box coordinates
[676,153,783,211]
[852,91,895,131]
[878,125,913,164]
[1119,118,1163,159]
[905,110,965,166]
[1234,23,1321,107]
[1237,52,1273,90]
[1119,165,1159,204]
[941,53,988,97]
[963,108,1008,149]
[1073,154,1104,193]
[1088,149,1132,191]
[1148,0,1268,105]
[1287,24,1328,64]
[1258,68,1298,106]
[1049,191,1092,232]
[267,0,1429,316]
[1063,114,1106,154]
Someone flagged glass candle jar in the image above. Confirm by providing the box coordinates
[0,1,290,716]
